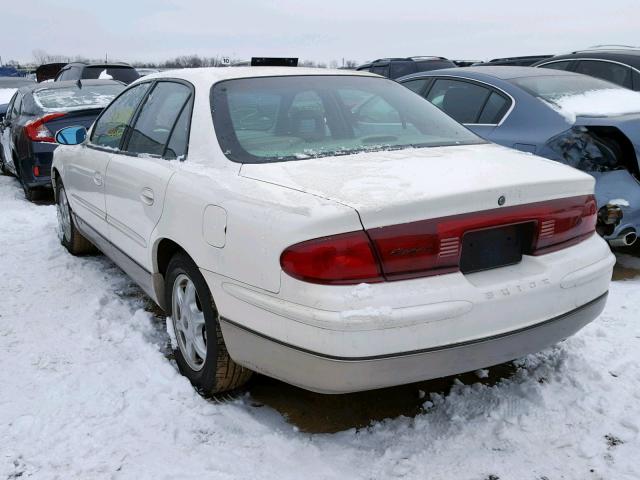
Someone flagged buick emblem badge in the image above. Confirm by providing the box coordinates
[498,195,506,206]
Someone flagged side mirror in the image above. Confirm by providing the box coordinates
[55,126,87,145]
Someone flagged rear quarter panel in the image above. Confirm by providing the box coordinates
[152,166,363,294]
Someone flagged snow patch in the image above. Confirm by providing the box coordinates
[609,198,630,207]
[0,175,638,479]
[546,88,640,124]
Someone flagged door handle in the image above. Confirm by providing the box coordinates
[93,172,103,186]
[140,188,154,205]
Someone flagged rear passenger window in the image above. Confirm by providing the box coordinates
[164,99,192,160]
[477,92,510,124]
[426,79,491,124]
[539,61,573,71]
[575,60,632,89]
[402,79,429,94]
[91,83,150,149]
[126,82,192,157]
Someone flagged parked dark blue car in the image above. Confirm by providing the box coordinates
[0,80,124,200]
[398,67,640,247]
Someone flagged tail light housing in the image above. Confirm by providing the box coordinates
[280,195,597,285]
[24,113,66,143]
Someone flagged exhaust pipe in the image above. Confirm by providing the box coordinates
[609,228,638,248]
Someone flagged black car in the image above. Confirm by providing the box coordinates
[356,57,457,79]
[473,55,553,67]
[55,62,140,85]
[532,46,640,91]
[0,80,125,200]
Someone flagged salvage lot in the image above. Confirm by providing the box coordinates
[1,174,639,479]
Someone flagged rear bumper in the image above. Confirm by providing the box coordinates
[20,143,55,188]
[204,234,614,393]
[219,292,608,393]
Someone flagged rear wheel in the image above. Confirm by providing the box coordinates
[165,253,252,394]
[56,181,95,254]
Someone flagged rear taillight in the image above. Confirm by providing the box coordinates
[24,113,66,143]
[280,231,383,285]
[280,195,597,285]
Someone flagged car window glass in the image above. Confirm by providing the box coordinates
[477,91,510,124]
[371,65,390,77]
[426,79,491,123]
[56,68,69,80]
[355,94,401,123]
[82,67,140,84]
[390,62,416,79]
[212,75,481,164]
[539,61,573,71]
[90,83,150,149]
[402,79,429,94]
[575,60,632,88]
[11,94,22,118]
[126,82,191,157]
[164,99,193,160]
[633,70,640,91]
[5,94,16,120]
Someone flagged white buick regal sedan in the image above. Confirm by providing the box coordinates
[52,67,615,394]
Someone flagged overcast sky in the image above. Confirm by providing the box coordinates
[2,0,639,65]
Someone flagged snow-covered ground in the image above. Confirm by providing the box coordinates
[1,174,639,479]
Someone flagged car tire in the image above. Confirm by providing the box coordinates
[22,183,41,202]
[56,181,96,254]
[0,153,8,176]
[165,252,252,395]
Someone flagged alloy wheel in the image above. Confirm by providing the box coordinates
[172,274,207,371]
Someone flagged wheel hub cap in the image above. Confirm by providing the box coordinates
[171,274,207,371]
[56,188,71,242]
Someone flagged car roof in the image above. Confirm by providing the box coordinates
[65,62,133,67]
[139,66,378,85]
[20,79,123,94]
[399,66,580,81]
[537,49,640,67]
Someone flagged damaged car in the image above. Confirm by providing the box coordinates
[398,67,640,248]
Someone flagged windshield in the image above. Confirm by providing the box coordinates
[34,84,125,111]
[510,75,623,102]
[82,67,140,84]
[211,75,482,164]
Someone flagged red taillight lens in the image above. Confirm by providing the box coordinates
[280,195,597,285]
[280,231,383,285]
[531,195,597,255]
[24,113,66,143]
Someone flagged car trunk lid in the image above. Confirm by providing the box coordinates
[240,143,594,229]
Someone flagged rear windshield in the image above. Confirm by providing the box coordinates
[510,75,623,101]
[81,67,140,84]
[34,84,125,111]
[211,75,481,164]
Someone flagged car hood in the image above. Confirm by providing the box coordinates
[240,143,594,229]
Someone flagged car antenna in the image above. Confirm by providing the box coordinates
[76,78,82,89]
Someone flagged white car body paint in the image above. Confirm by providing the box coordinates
[52,67,615,393]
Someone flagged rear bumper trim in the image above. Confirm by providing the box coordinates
[220,291,608,362]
